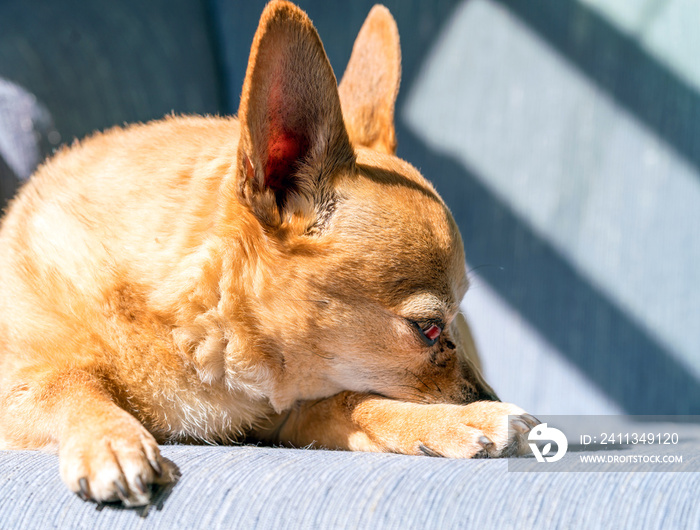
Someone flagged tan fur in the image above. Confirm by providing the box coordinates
[0,1,534,506]
[339,5,401,154]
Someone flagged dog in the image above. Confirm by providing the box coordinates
[0,1,537,506]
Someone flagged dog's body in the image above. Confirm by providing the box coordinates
[0,1,535,506]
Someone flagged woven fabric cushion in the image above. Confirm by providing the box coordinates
[1,445,699,529]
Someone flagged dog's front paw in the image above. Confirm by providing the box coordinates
[409,401,539,459]
[59,413,176,506]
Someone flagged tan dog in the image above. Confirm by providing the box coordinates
[0,1,536,506]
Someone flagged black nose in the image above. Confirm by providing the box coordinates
[478,388,500,402]
[460,383,500,404]
[459,362,500,402]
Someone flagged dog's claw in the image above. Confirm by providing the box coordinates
[473,436,494,458]
[115,479,129,503]
[511,418,530,434]
[418,443,444,457]
[478,435,494,451]
[78,477,90,501]
[522,414,541,427]
[149,457,162,478]
[135,475,148,495]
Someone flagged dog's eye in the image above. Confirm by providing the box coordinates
[411,321,443,346]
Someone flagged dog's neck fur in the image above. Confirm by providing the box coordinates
[153,171,339,416]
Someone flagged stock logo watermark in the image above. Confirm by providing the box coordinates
[527,423,568,463]
[508,415,700,472]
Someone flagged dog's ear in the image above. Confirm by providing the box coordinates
[338,5,401,155]
[236,0,354,228]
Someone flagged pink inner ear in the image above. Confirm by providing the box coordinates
[262,77,310,193]
[265,128,307,191]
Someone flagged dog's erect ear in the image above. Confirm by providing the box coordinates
[236,1,354,227]
[338,5,401,155]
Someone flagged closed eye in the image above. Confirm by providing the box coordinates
[410,320,443,347]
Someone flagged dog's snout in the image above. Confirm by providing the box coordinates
[458,360,500,403]
[477,388,500,402]
[458,382,499,404]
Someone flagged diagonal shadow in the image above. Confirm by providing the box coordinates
[396,124,700,414]
[387,0,700,414]
[493,0,700,176]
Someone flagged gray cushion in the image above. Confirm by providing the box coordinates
[1,445,699,529]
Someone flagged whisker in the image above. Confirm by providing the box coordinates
[285,298,330,305]
[426,374,443,394]
[467,263,505,276]
[393,383,425,393]
[405,369,434,393]
[390,384,434,404]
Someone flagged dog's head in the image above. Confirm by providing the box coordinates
[234,1,497,411]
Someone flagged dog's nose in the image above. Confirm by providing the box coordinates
[459,381,499,404]
[458,363,499,402]
[478,388,500,402]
